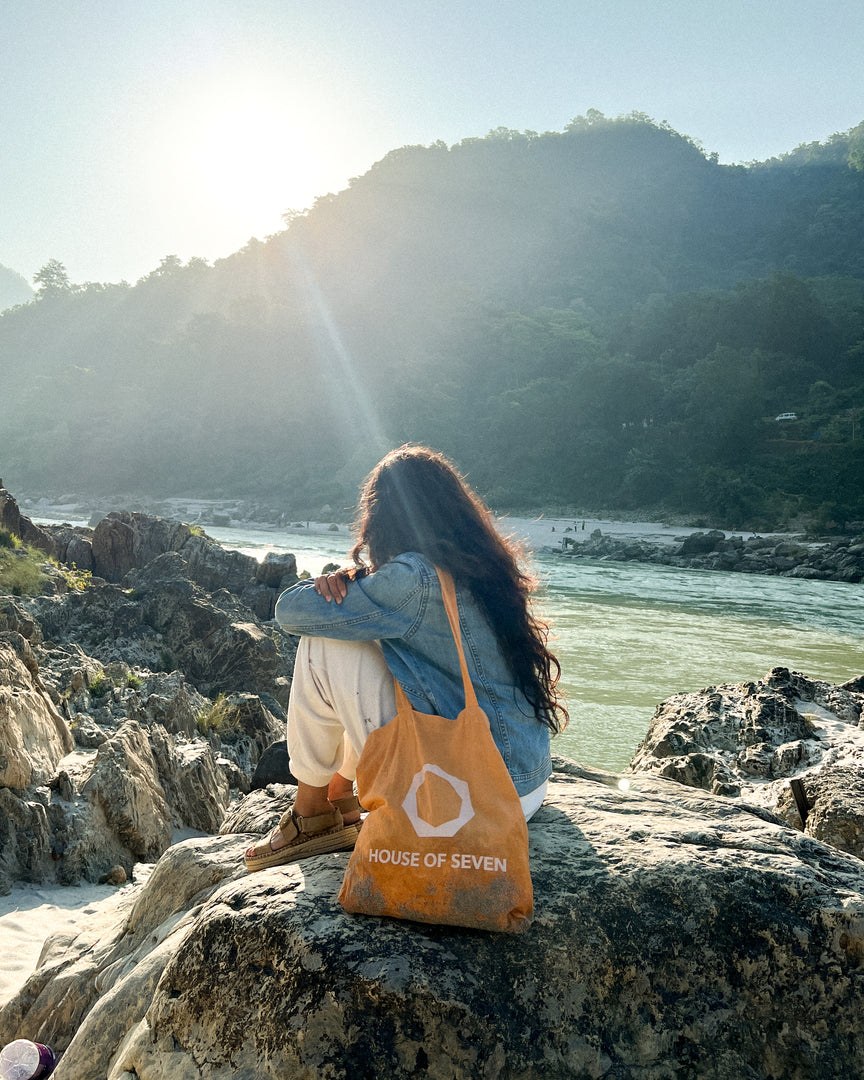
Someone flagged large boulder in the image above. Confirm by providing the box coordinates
[79,720,173,864]
[177,533,259,594]
[27,567,283,698]
[255,550,298,589]
[629,667,864,859]
[136,577,279,696]
[4,764,864,1079]
[149,726,230,835]
[0,597,42,642]
[88,511,292,599]
[0,786,53,892]
[678,529,726,555]
[37,524,95,572]
[0,486,53,552]
[90,512,193,583]
[0,638,73,791]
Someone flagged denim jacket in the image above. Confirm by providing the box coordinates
[274,551,552,796]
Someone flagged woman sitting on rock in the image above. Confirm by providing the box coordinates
[244,445,567,870]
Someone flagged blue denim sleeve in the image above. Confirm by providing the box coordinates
[274,553,429,640]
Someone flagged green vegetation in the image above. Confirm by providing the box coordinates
[0,539,51,596]
[58,562,93,591]
[1,113,863,528]
[126,673,143,690]
[87,672,110,697]
[196,693,238,737]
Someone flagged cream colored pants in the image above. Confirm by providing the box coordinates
[286,636,547,820]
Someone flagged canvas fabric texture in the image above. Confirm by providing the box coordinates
[338,567,534,932]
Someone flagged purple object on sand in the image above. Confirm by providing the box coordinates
[0,1040,56,1080]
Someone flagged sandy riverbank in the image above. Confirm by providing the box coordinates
[0,878,140,1011]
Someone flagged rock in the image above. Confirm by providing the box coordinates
[0,787,52,895]
[219,783,295,836]
[4,766,864,1078]
[179,533,259,594]
[39,525,95,572]
[131,671,207,738]
[98,865,127,885]
[0,487,54,553]
[255,551,298,590]
[239,582,280,620]
[89,511,267,597]
[679,529,725,554]
[774,765,864,859]
[0,598,41,642]
[149,726,230,834]
[250,741,296,789]
[219,693,285,756]
[140,589,278,697]
[0,640,73,791]
[90,512,192,583]
[555,528,864,584]
[0,658,246,890]
[27,572,282,698]
[80,720,173,864]
[629,667,864,860]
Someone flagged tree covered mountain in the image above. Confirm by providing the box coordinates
[2,112,863,528]
[0,264,33,310]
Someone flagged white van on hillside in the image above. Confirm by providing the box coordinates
[774,412,798,421]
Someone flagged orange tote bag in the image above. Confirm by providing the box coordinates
[338,568,534,932]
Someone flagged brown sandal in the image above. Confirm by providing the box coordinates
[244,806,361,872]
[332,795,361,822]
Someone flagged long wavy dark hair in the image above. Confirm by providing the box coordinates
[349,445,568,733]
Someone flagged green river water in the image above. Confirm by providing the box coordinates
[212,523,864,774]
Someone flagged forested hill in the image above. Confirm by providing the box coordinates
[3,112,864,529]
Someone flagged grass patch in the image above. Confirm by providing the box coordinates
[0,530,19,549]
[0,542,51,596]
[196,693,238,737]
[88,672,111,697]
[58,562,93,591]
[126,673,143,690]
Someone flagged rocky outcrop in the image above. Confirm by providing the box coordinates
[86,511,299,610]
[557,529,864,582]
[0,638,73,791]
[90,513,193,583]
[26,563,290,700]
[3,763,864,1079]
[0,639,286,890]
[0,486,305,893]
[0,484,54,553]
[2,485,300,615]
[628,667,864,860]
[80,721,174,862]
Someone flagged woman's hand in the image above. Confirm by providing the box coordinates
[314,571,350,604]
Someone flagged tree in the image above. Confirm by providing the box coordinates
[847,121,864,172]
[33,259,72,298]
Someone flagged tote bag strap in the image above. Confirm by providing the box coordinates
[434,566,480,711]
[392,567,480,714]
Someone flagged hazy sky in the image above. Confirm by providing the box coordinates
[2,0,863,287]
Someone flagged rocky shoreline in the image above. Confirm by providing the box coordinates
[15,484,864,583]
[0,484,301,896]
[552,526,864,582]
[2,481,864,1077]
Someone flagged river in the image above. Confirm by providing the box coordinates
[205,518,864,774]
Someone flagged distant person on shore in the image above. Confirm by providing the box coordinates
[244,444,568,870]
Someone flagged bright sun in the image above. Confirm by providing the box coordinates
[151,81,328,239]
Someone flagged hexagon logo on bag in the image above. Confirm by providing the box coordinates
[402,764,475,837]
